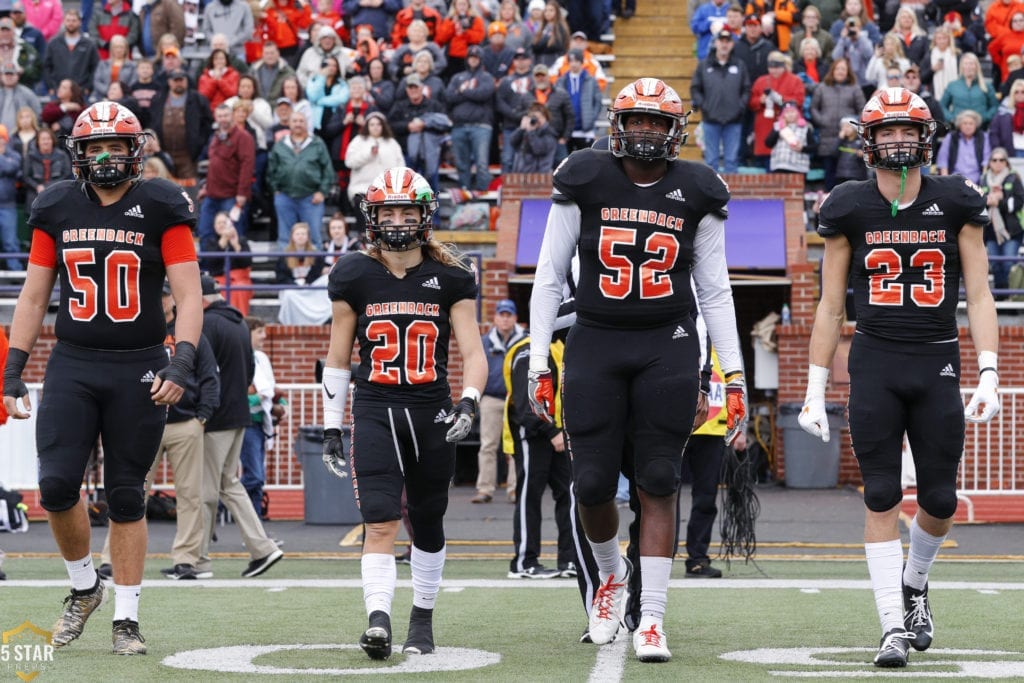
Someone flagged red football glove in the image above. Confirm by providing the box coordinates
[724,372,747,445]
[528,369,555,423]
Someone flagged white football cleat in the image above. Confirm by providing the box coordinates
[633,619,671,663]
[588,557,631,645]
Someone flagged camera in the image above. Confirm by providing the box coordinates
[461,17,472,29]
[321,60,329,68]
[529,116,539,126]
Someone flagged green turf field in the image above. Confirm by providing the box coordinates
[2,559,1022,681]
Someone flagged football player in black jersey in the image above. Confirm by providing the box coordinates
[1,102,202,654]
[799,88,1000,668]
[527,78,747,662]
[321,167,486,660]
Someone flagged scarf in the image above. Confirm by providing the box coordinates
[984,166,1013,245]
[1014,101,1024,134]
[803,58,819,83]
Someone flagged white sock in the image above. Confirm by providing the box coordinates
[65,554,98,592]
[639,556,672,622]
[411,544,446,610]
[589,537,625,580]
[112,584,141,622]
[361,553,396,616]
[865,540,904,634]
[903,517,944,591]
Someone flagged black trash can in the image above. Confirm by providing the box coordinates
[295,425,361,525]
[778,402,847,488]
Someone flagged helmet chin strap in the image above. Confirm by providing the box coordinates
[890,165,908,218]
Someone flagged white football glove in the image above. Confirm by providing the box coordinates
[798,397,830,443]
[965,370,1000,423]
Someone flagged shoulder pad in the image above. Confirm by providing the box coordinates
[552,148,606,203]
[817,181,863,237]
[143,178,199,228]
[27,180,80,228]
[678,160,730,217]
[327,252,372,302]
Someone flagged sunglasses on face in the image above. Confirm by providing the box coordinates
[992,157,1008,162]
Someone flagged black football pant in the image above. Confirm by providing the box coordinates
[508,432,573,573]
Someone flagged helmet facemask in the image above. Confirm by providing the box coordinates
[67,132,147,187]
[362,203,434,251]
[862,122,935,170]
[609,110,687,160]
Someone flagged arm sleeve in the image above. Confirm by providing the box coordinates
[528,201,580,371]
[691,213,743,374]
[27,228,56,268]
[161,225,199,265]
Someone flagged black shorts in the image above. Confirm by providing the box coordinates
[36,342,169,510]
[349,399,456,524]
[561,320,700,504]
[848,333,964,507]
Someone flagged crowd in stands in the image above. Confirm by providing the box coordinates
[691,0,1024,279]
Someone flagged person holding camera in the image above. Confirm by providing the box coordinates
[510,102,557,172]
[436,0,486,80]
[749,51,804,169]
[831,16,874,89]
[828,0,881,46]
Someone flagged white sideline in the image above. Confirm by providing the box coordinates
[588,634,627,683]
[5,579,1024,590]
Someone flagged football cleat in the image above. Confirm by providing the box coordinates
[633,620,671,663]
[112,619,147,655]
[402,605,435,655]
[507,565,560,579]
[52,579,107,647]
[903,582,934,651]
[558,562,578,578]
[359,610,392,660]
[588,557,631,645]
[873,628,912,668]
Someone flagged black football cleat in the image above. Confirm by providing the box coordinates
[359,610,392,660]
[903,582,934,651]
[402,606,435,655]
[873,628,912,668]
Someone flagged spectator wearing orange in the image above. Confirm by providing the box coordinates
[986,0,1024,45]
[349,23,381,74]
[549,30,607,91]
[497,0,533,53]
[392,0,443,47]
[436,0,486,79]
[745,0,798,52]
[749,51,804,167]
[482,21,516,80]
[991,12,1024,80]
[264,0,313,64]
[389,19,447,81]
[311,0,349,46]
[199,49,241,113]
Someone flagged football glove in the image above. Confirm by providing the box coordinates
[322,428,348,478]
[528,369,555,423]
[156,341,197,390]
[965,369,1000,423]
[724,372,747,445]
[445,396,477,443]
[2,347,29,406]
[798,364,831,442]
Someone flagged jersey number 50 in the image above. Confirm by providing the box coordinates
[598,226,679,300]
[865,247,945,307]
[366,320,440,384]
[64,248,142,322]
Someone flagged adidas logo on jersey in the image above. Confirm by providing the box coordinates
[665,188,686,202]
[434,409,449,423]
[124,204,145,218]
[422,276,441,290]
[922,203,943,216]
[671,325,688,339]
[939,364,957,378]
[140,370,156,383]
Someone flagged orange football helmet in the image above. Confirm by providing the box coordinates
[67,101,147,186]
[859,87,936,169]
[360,167,438,251]
[608,78,688,160]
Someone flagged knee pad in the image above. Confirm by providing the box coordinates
[635,457,679,498]
[862,476,903,513]
[917,487,958,520]
[574,468,616,507]
[107,485,147,523]
[38,476,83,513]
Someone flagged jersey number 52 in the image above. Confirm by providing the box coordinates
[865,247,945,307]
[598,226,679,300]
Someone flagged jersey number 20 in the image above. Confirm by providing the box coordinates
[598,226,679,300]
[65,248,142,322]
[865,247,945,307]
[367,320,440,384]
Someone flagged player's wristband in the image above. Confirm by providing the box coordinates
[322,367,351,429]
[460,386,481,404]
[2,348,29,394]
[804,364,829,402]
[978,350,998,378]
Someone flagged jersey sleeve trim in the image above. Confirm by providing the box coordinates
[27,229,56,268]
[162,225,198,265]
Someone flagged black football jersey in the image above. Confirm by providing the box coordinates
[553,149,730,329]
[29,178,197,350]
[327,252,479,405]
[818,175,989,343]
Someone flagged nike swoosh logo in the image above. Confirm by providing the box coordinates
[324,386,337,400]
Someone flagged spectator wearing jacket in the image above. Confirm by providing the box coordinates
[92,35,136,104]
[829,15,873,88]
[0,63,40,133]
[482,20,517,80]
[789,4,835,62]
[556,48,601,153]
[136,0,185,59]
[388,74,446,189]
[510,102,557,171]
[749,51,805,166]
[199,103,255,241]
[322,74,376,181]
[200,211,254,315]
[267,110,334,246]
[497,0,533,53]
[495,47,536,172]
[691,29,750,173]
[23,125,69,210]
[42,11,99,97]
[0,124,19,271]
[691,0,730,60]
[436,0,487,79]
[22,0,63,43]
[980,146,1024,293]
[391,0,443,46]
[765,100,813,174]
[198,49,241,113]
[88,0,139,60]
[529,62,573,165]
[264,0,313,65]
[734,13,771,81]
[939,52,999,127]
[305,55,349,132]
[810,57,865,188]
[549,30,608,92]
[148,69,213,179]
[253,42,296,102]
[344,111,404,205]
[531,0,569,68]
[446,45,495,190]
[935,108,989,184]
[201,0,254,59]
[395,50,446,103]
[0,17,40,91]
[296,24,348,88]
[342,0,401,45]
[10,3,45,62]
[389,20,447,81]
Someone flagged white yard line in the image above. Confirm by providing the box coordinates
[587,634,628,683]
